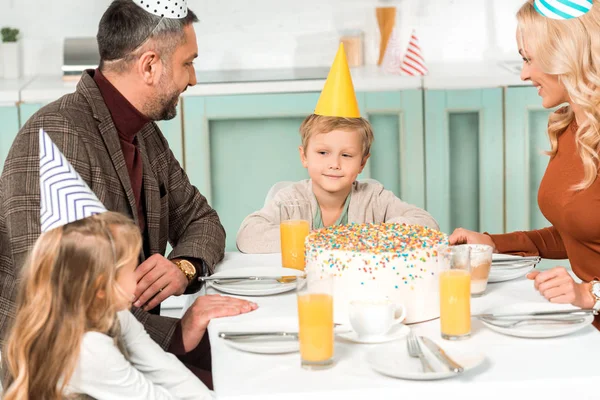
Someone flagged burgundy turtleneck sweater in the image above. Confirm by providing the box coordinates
[93,69,147,233]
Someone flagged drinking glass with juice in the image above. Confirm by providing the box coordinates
[438,245,471,340]
[296,274,334,369]
[280,200,311,270]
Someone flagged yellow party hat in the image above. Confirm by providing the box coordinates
[314,43,360,118]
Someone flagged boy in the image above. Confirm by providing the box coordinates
[236,44,438,253]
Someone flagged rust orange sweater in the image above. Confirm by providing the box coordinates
[490,119,600,329]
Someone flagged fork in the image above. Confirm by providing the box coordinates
[407,331,434,373]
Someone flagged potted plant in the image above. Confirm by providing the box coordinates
[1,27,21,79]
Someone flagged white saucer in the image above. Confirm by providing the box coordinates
[336,324,410,344]
[367,341,485,380]
[208,267,303,296]
[479,302,594,338]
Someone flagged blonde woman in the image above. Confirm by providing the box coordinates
[450,0,600,328]
[2,212,213,399]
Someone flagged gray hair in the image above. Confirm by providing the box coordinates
[97,0,198,73]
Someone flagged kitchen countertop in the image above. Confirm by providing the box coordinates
[12,61,529,104]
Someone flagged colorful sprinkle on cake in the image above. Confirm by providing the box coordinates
[306,222,447,255]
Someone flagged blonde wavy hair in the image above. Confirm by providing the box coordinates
[517,0,600,190]
[2,211,141,400]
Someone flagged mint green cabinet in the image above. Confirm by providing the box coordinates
[183,90,426,251]
[505,87,562,270]
[505,87,555,233]
[425,89,504,235]
[0,106,20,173]
[19,103,43,128]
[365,90,425,209]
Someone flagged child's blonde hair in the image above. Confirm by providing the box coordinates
[299,114,374,157]
[2,211,142,400]
[517,0,600,190]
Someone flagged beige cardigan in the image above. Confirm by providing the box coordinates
[236,180,439,253]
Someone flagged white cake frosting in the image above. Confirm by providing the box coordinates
[305,223,448,324]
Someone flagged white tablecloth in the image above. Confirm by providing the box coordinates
[183,253,599,400]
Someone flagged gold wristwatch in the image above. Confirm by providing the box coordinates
[174,259,196,284]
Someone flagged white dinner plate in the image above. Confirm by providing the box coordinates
[224,336,299,354]
[336,324,410,344]
[208,267,303,296]
[218,317,300,354]
[488,264,535,283]
[479,302,594,338]
[367,340,485,380]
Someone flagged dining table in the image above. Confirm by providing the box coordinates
[181,252,599,400]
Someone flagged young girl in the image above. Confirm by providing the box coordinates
[2,211,212,399]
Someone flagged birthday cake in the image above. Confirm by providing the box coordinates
[305,223,447,324]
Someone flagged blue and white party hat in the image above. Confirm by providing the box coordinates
[534,0,593,20]
[39,129,107,233]
[132,0,188,19]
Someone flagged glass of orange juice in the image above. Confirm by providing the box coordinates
[280,200,311,271]
[296,274,334,370]
[438,245,471,340]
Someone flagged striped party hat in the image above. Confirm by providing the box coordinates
[39,129,107,233]
[400,30,428,76]
[534,0,593,19]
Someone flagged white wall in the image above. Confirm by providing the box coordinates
[0,0,526,77]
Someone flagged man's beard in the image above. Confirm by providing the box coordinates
[146,72,181,121]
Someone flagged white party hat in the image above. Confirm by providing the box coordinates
[132,0,188,19]
[39,129,107,233]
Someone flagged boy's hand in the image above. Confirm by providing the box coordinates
[448,227,496,251]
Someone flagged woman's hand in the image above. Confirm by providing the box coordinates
[527,267,595,308]
[448,227,497,251]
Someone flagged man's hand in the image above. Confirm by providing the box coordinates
[448,227,497,250]
[180,294,258,352]
[527,266,595,308]
[134,254,188,311]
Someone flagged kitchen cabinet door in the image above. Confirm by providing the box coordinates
[0,105,20,174]
[364,90,425,209]
[19,103,43,128]
[505,87,555,231]
[505,86,562,270]
[425,88,504,235]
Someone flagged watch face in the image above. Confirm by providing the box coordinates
[592,282,600,299]
[180,260,195,275]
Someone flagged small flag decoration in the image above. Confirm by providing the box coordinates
[399,30,428,76]
[39,129,107,233]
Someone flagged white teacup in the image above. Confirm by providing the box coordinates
[348,299,407,339]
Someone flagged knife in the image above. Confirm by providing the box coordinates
[419,336,464,373]
[473,308,596,320]
[492,256,541,264]
[199,275,299,283]
[218,331,299,340]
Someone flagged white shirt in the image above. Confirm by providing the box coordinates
[68,310,213,400]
